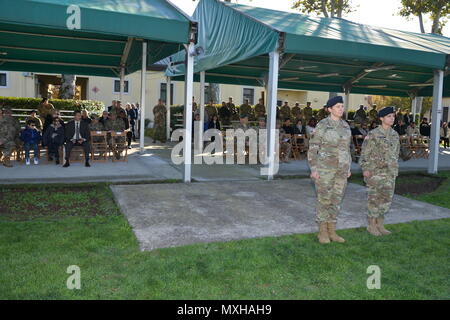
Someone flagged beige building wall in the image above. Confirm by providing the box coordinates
[2,70,416,122]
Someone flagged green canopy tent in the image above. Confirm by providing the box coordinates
[163,0,450,180]
[0,0,196,154]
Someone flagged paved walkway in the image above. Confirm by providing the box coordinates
[111,179,450,251]
[1,138,449,184]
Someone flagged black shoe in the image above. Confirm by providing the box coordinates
[49,156,54,161]
[63,161,70,167]
[85,161,91,167]
[56,159,60,165]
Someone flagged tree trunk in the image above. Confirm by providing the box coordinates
[321,0,329,17]
[431,12,441,34]
[207,83,220,104]
[337,0,343,18]
[330,0,335,17]
[418,13,425,33]
[60,74,77,99]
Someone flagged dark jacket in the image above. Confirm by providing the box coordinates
[64,120,91,143]
[43,124,65,146]
[208,120,221,131]
[420,123,431,137]
[20,128,42,144]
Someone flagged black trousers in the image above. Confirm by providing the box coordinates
[65,140,90,161]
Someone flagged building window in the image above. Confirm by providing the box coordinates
[113,79,129,94]
[0,72,8,88]
[160,83,174,105]
[243,88,255,105]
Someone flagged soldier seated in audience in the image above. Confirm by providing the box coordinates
[0,108,15,167]
[406,122,420,136]
[394,119,407,136]
[105,112,126,159]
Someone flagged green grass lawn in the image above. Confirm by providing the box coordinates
[0,173,449,300]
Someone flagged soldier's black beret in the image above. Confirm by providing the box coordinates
[326,96,343,108]
[240,114,248,119]
[378,106,395,118]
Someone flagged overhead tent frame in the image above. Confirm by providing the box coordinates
[0,0,196,159]
[164,0,450,179]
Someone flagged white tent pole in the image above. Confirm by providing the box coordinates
[344,87,350,120]
[199,71,206,152]
[267,50,279,180]
[139,41,147,154]
[427,70,444,174]
[183,42,195,183]
[166,76,172,141]
[119,66,125,102]
[411,96,417,123]
[417,96,423,122]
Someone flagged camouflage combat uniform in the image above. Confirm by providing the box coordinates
[240,103,254,120]
[308,116,352,223]
[254,103,266,118]
[152,104,167,143]
[368,108,378,123]
[105,118,125,146]
[4,114,22,155]
[303,106,313,124]
[89,121,105,143]
[227,102,238,121]
[316,108,328,122]
[354,109,367,123]
[205,104,218,121]
[280,105,291,120]
[359,126,400,218]
[291,105,302,121]
[0,117,15,159]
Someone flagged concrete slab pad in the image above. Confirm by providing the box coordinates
[111,179,450,251]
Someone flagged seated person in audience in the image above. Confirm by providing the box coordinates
[44,109,64,134]
[88,114,105,142]
[43,116,65,164]
[394,119,407,136]
[63,110,91,168]
[234,114,250,130]
[26,110,43,131]
[105,112,126,159]
[369,121,378,131]
[99,111,109,126]
[282,118,295,135]
[349,121,360,136]
[277,120,292,163]
[406,122,420,136]
[20,119,42,165]
[305,118,316,138]
[81,110,92,125]
[293,119,306,135]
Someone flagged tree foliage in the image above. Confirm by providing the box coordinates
[398,0,450,34]
[291,0,354,18]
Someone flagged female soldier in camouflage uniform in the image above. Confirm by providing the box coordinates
[308,96,352,244]
[359,107,399,236]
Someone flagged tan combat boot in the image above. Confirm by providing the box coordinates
[327,222,345,243]
[318,222,330,244]
[2,156,13,167]
[367,217,381,236]
[376,217,392,235]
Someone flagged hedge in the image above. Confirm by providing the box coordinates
[0,96,105,114]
